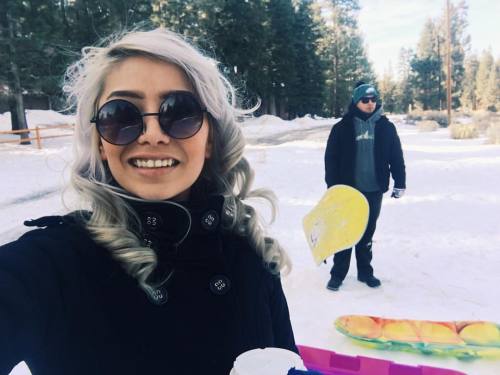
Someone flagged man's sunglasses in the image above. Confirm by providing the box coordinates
[91,90,207,145]
[360,97,377,104]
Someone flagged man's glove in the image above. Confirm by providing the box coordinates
[391,188,405,198]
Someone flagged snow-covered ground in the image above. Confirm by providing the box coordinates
[1,112,499,375]
[0,110,75,131]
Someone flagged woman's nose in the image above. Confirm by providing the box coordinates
[137,115,171,145]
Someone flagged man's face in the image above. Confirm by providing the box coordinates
[356,96,377,114]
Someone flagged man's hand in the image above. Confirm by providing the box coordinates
[391,188,405,198]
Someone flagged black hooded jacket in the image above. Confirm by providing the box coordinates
[0,196,296,375]
[324,104,406,192]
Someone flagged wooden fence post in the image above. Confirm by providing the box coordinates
[35,126,41,149]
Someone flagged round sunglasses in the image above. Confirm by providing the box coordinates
[91,90,207,145]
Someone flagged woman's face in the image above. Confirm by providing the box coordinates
[98,56,211,201]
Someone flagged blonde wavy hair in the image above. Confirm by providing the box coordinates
[63,28,291,293]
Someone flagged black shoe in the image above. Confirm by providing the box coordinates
[358,275,381,288]
[327,277,343,291]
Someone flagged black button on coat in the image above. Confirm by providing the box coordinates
[0,197,297,375]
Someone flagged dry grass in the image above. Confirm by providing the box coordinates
[486,123,500,144]
[417,120,439,132]
[406,111,423,123]
[472,111,500,133]
[449,123,479,139]
[407,110,449,127]
[424,111,448,127]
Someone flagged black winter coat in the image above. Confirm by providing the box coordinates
[0,196,296,375]
[324,108,406,192]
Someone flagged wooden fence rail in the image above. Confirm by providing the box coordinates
[0,125,74,149]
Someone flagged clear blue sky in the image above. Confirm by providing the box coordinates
[357,0,500,77]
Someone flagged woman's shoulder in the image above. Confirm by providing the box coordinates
[221,232,280,282]
[0,212,90,263]
[222,232,259,259]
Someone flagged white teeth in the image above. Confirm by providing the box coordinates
[132,158,177,168]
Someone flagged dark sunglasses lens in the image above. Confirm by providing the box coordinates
[361,97,377,104]
[96,100,142,145]
[159,92,204,139]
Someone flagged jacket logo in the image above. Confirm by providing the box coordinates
[356,131,373,141]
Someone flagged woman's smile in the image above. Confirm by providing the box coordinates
[128,154,181,178]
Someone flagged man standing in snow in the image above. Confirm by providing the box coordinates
[324,81,406,291]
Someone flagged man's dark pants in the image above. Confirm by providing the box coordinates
[330,191,383,280]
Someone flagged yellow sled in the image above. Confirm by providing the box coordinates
[303,185,369,265]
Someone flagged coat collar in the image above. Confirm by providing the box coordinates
[124,194,226,248]
[121,194,231,293]
[23,194,231,286]
[352,103,383,122]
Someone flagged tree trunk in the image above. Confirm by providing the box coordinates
[2,5,31,144]
[269,95,277,116]
[60,0,70,36]
[279,98,289,120]
[437,37,443,110]
[260,97,269,116]
[333,50,341,118]
[8,96,19,131]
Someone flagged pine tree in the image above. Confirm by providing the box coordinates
[288,0,326,117]
[0,0,154,135]
[151,0,207,41]
[0,0,68,137]
[318,0,375,117]
[65,0,153,46]
[22,0,76,108]
[411,56,442,110]
[0,1,30,141]
[497,59,500,110]
[413,18,445,110]
[408,2,470,110]
[265,0,298,119]
[395,47,414,113]
[157,0,326,119]
[460,54,479,110]
[476,49,495,110]
[379,63,397,113]
[199,0,271,110]
[438,0,470,108]
[484,60,498,111]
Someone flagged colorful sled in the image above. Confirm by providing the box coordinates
[297,345,466,375]
[303,185,369,265]
[335,315,500,359]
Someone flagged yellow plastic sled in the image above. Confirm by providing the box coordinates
[303,185,369,265]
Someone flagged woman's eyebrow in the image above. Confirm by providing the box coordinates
[158,90,189,99]
[106,90,144,100]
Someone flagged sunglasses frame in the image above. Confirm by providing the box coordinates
[360,96,378,104]
[91,90,208,146]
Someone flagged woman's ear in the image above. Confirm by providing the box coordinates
[205,117,213,159]
[99,143,108,161]
[205,139,212,159]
